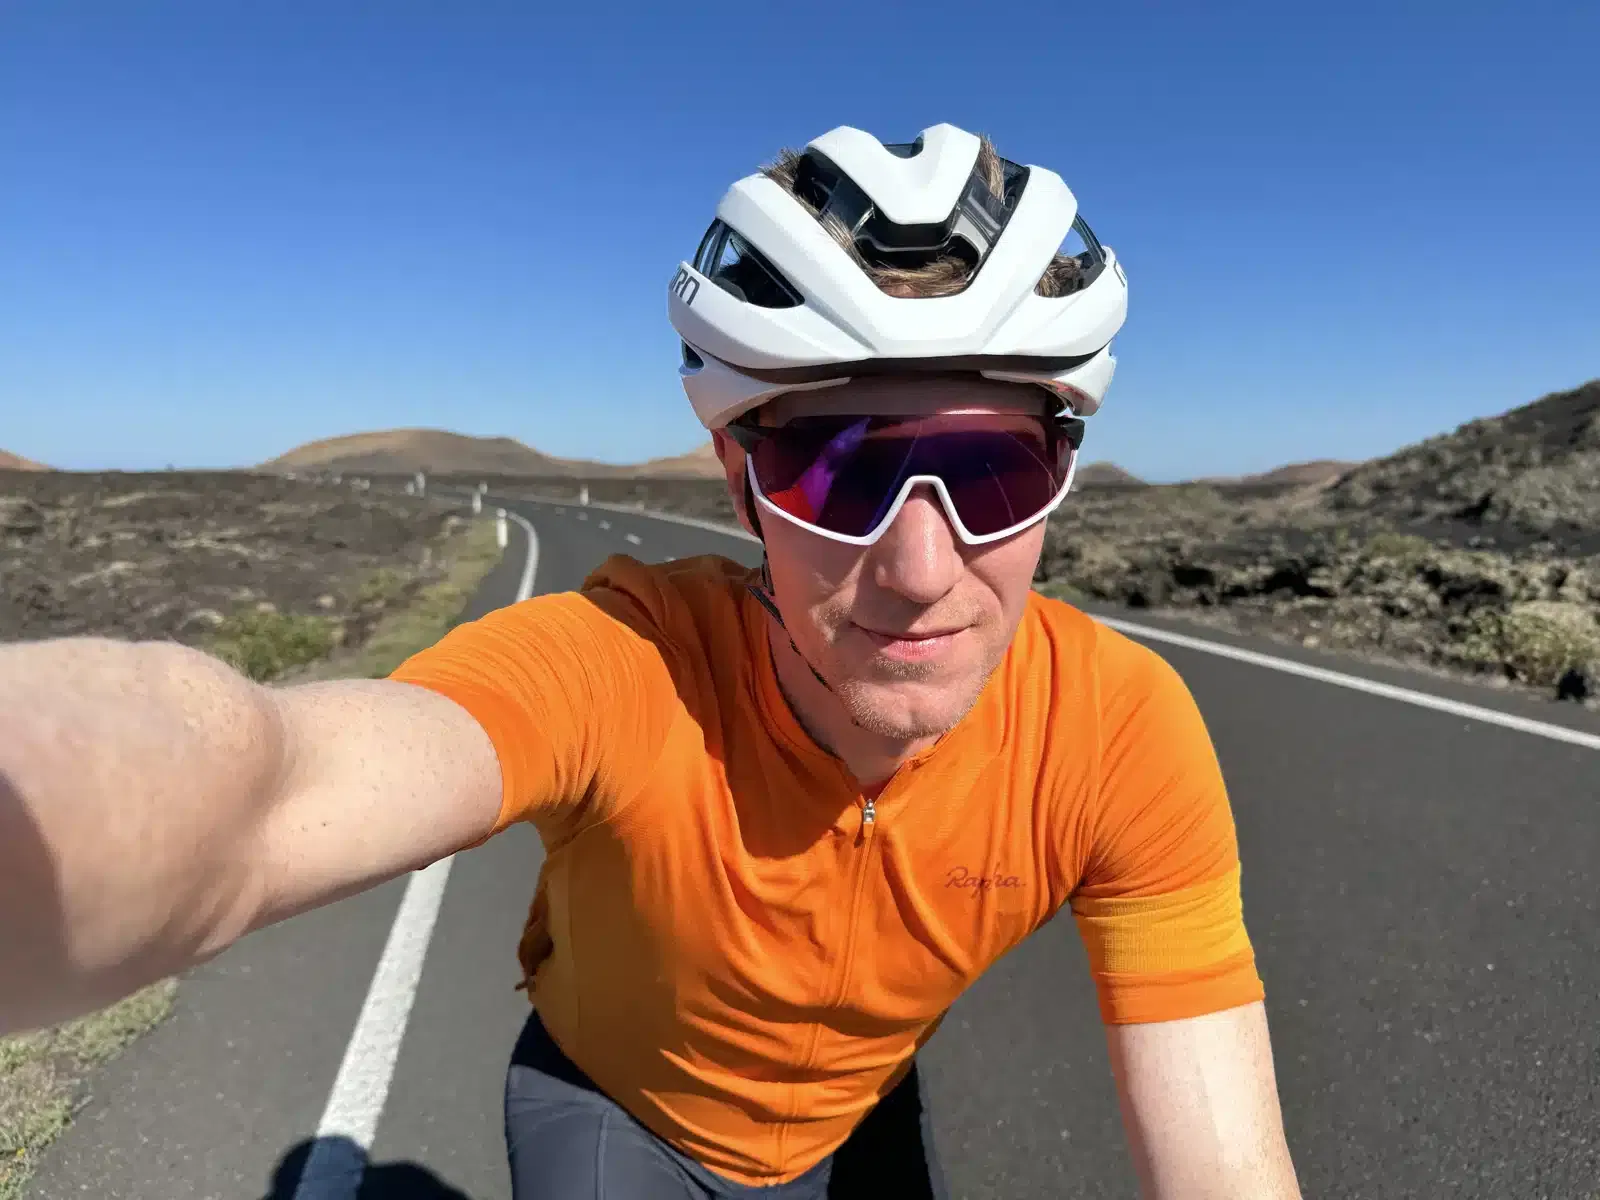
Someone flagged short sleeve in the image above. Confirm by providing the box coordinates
[1069,628,1265,1025]
[387,586,681,847]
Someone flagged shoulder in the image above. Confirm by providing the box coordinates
[579,552,757,622]
[1023,593,1216,796]
[1008,594,1223,880]
[389,552,756,701]
[576,552,759,660]
[383,554,758,839]
[1012,590,1190,725]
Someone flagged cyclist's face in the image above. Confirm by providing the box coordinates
[715,376,1052,742]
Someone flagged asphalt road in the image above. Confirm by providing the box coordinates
[28,496,1600,1200]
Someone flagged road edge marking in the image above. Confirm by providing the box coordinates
[292,512,540,1199]
[523,493,759,543]
[1099,615,1600,751]
[507,510,540,602]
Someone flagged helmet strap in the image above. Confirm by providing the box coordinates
[745,556,832,692]
[739,475,832,691]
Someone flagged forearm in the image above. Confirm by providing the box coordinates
[1109,1003,1303,1200]
[0,637,282,1035]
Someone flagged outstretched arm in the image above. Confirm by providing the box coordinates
[1,637,501,1035]
[4,580,681,1037]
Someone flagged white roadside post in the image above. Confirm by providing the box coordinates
[496,508,508,549]
[415,471,426,498]
[579,484,590,506]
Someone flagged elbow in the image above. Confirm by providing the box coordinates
[0,641,288,1034]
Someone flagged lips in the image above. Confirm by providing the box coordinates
[853,623,967,662]
[857,625,963,641]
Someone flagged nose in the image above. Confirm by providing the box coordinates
[868,484,964,605]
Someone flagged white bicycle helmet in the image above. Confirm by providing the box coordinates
[668,122,1128,431]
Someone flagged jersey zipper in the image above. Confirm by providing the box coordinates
[832,795,877,1004]
[785,794,878,1171]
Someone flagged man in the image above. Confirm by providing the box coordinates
[0,123,1302,1198]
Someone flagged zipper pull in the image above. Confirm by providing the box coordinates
[856,796,876,845]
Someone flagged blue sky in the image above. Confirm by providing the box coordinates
[2,1,1595,480]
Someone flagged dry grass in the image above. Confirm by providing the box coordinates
[289,514,502,682]
[0,982,177,1200]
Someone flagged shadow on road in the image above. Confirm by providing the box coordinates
[265,1136,473,1199]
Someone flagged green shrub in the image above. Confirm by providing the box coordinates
[207,608,338,682]
[1455,601,1600,687]
[1363,531,1435,566]
[355,566,410,609]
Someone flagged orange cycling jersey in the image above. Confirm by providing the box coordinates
[389,552,1264,1186]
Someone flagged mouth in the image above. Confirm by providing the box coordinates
[852,622,968,661]
[856,624,965,641]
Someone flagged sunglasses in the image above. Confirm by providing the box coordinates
[723,408,1084,547]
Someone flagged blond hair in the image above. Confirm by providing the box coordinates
[761,136,1085,299]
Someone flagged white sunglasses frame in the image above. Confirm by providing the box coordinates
[743,447,1080,548]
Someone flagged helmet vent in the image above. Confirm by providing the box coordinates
[693,220,803,310]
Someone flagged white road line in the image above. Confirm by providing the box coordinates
[293,515,541,1200]
[625,532,642,545]
[525,495,758,543]
[1100,616,1600,752]
[507,511,540,601]
[598,519,611,530]
[577,512,588,521]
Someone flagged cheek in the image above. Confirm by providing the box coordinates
[968,528,1046,617]
[764,526,861,623]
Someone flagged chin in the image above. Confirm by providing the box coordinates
[832,673,984,742]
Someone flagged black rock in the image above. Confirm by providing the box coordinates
[1555,666,1593,703]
